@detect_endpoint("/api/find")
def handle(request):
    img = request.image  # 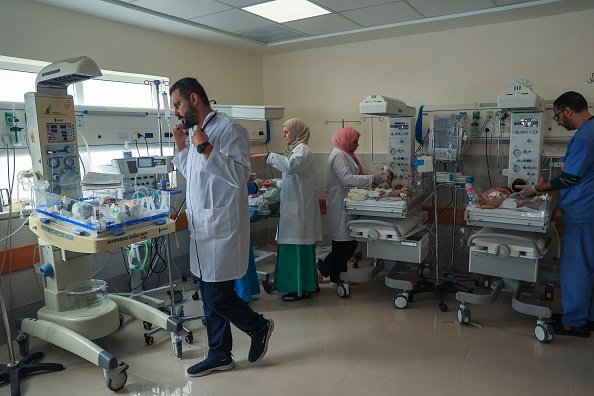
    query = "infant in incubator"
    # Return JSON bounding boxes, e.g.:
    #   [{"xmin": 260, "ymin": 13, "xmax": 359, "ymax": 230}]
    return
[
  {"xmin": 348, "ymin": 183, "xmax": 416, "ymax": 202},
  {"xmin": 476, "ymin": 186, "xmax": 514, "ymax": 209},
  {"xmin": 475, "ymin": 179, "xmax": 550, "ymax": 211}
]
